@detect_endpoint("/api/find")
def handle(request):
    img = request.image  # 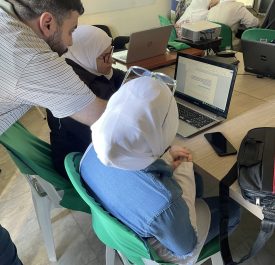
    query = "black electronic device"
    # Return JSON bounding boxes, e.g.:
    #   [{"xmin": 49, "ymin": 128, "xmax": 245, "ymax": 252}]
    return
[
  {"xmin": 253, "ymin": 0, "xmax": 272, "ymax": 14},
  {"xmin": 205, "ymin": 55, "xmax": 240, "ymax": 65},
  {"xmin": 216, "ymin": 50, "xmax": 237, "ymax": 58},
  {"xmin": 261, "ymin": 0, "xmax": 275, "ymax": 29},
  {"xmin": 242, "ymin": 38, "xmax": 275, "ymax": 78},
  {"xmin": 204, "ymin": 132, "xmax": 237, "ymax": 156}
]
